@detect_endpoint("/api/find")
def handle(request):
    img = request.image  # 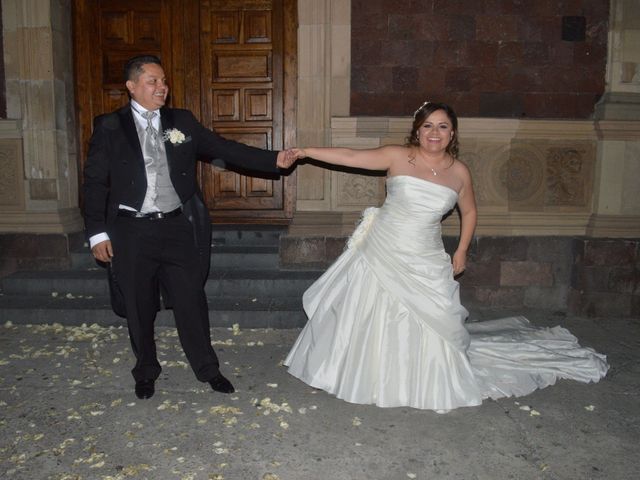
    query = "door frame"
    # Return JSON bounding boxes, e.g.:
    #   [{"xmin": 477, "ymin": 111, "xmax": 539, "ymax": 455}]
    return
[{"xmin": 72, "ymin": 0, "xmax": 297, "ymax": 223}]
